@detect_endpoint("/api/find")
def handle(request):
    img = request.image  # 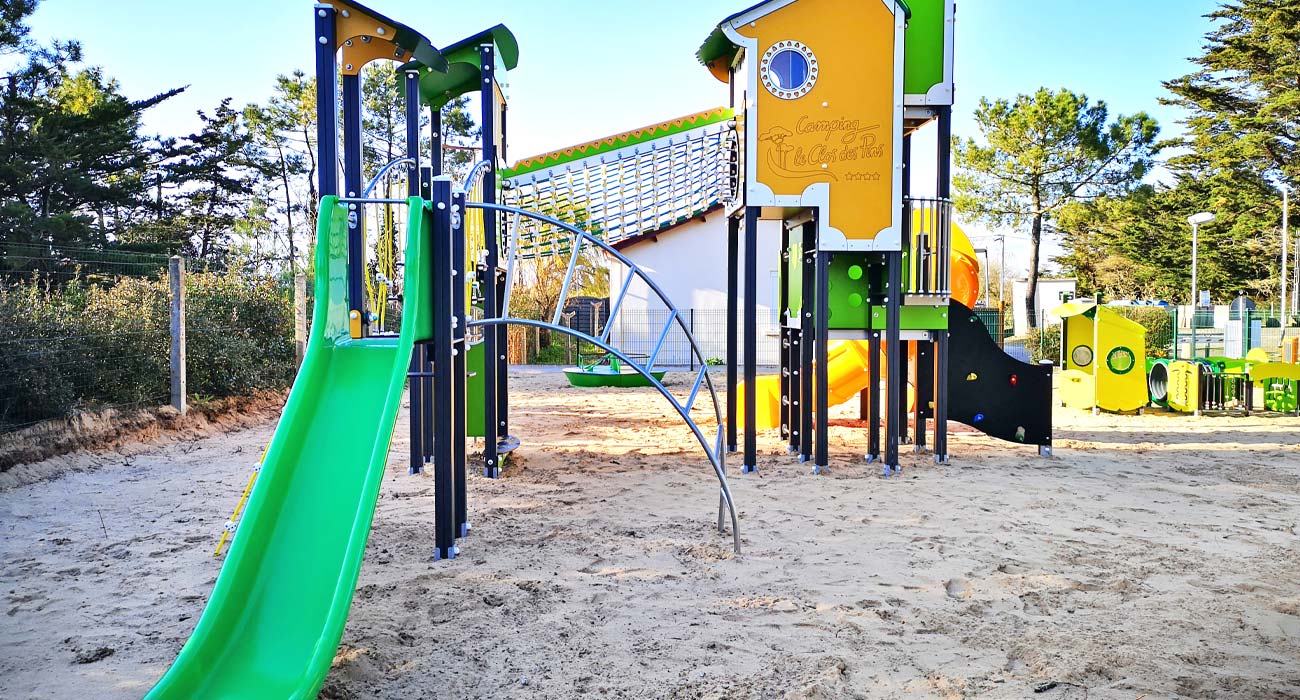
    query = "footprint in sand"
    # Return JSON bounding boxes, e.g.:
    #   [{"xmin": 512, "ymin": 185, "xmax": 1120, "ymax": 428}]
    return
[{"xmin": 945, "ymin": 578, "xmax": 971, "ymax": 599}]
